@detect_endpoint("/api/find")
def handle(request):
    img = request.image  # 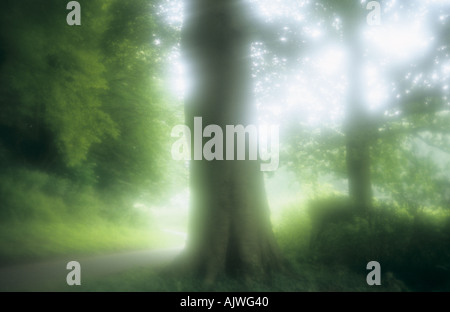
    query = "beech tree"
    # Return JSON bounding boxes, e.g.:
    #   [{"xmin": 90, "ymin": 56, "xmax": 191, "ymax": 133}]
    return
[{"xmin": 178, "ymin": 0, "xmax": 282, "ymax": 284}]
